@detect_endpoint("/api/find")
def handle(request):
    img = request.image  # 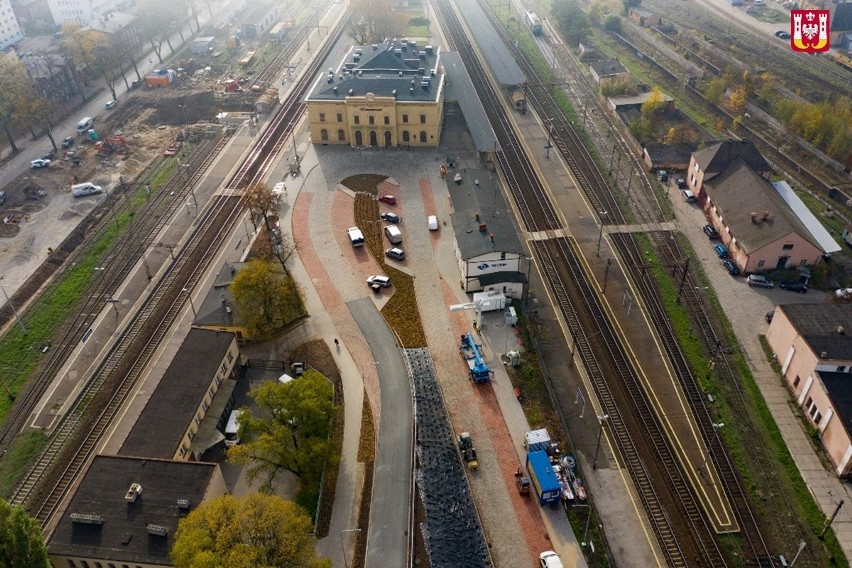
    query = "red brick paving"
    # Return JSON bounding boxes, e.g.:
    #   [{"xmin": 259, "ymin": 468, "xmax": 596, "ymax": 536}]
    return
[{"xmin": 291, "ymin": 189, "xmax": 381, "ymax": 422}]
